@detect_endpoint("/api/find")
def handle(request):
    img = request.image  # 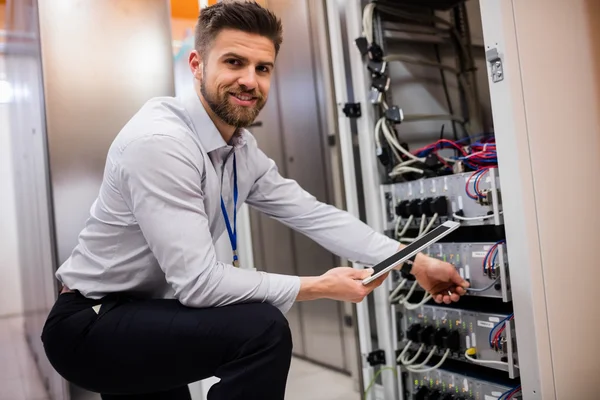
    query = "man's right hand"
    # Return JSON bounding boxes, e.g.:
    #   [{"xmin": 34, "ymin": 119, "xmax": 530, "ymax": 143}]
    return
[{"xmin": 296, "ymin": 267, "xmax": 388, "ymax": 303}]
